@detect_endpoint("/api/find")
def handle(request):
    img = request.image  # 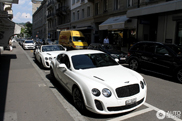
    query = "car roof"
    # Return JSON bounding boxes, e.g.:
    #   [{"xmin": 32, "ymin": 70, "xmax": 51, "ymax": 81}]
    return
[{"xmin": 63, "ymin": 50, "xmax": 104, "ymax": 56}]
